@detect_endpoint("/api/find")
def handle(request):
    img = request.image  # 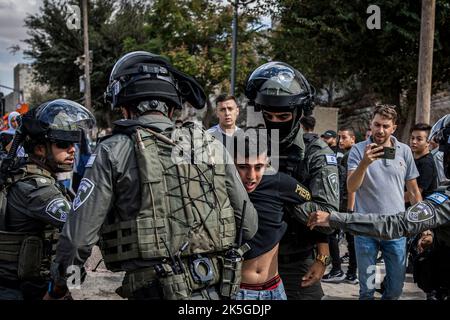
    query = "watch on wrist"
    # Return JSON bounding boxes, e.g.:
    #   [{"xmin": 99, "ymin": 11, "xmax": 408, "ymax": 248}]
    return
[{"xmin": 316, "ymin": 254, "xmax": 331, "ymax": 266}]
